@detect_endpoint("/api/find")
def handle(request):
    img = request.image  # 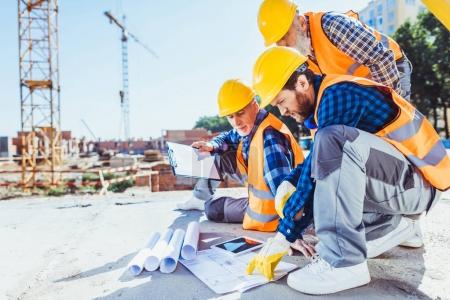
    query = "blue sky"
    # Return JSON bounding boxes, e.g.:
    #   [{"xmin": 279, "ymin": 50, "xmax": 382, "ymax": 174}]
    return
[{"xmin": 0, "ymin": 0, "xmax": 369, "ymax": 140}]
